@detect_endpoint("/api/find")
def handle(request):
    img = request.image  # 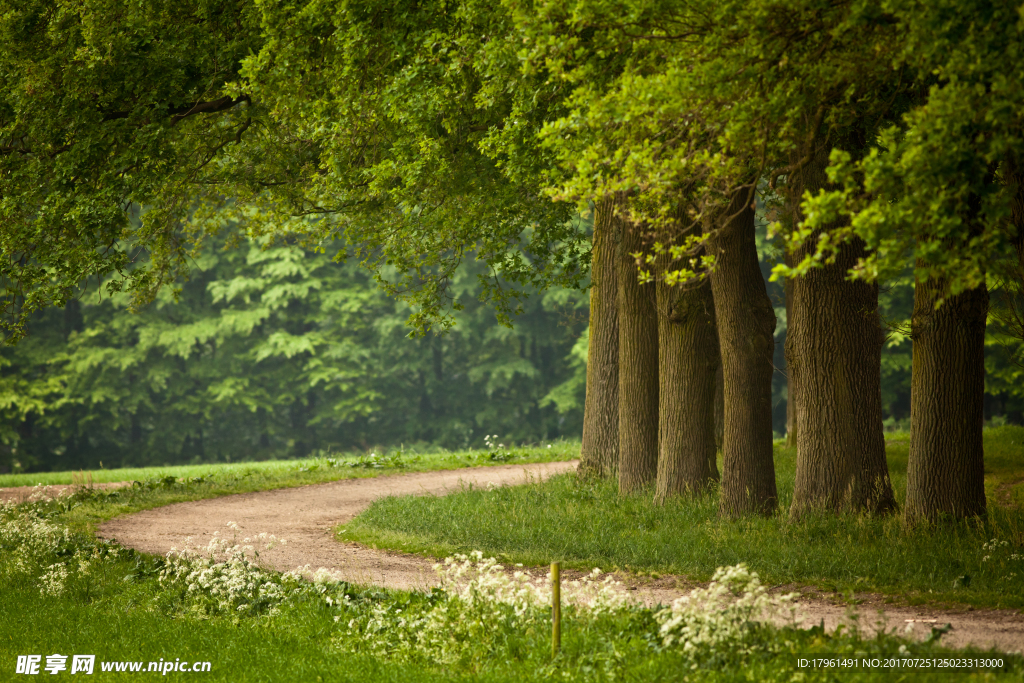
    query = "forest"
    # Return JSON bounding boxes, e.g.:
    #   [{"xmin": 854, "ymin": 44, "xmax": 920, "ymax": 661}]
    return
[
  {"xmin": 2, "ymin": 222, "xmax": 1022, "ymax": 474},
  {"xmin": 5, "ymin": 2, "xmax": 1024, "ymax": 680},
  {"xmin": 2, "ymin": 0, "xmax": 1024, "ymax": 528}
]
